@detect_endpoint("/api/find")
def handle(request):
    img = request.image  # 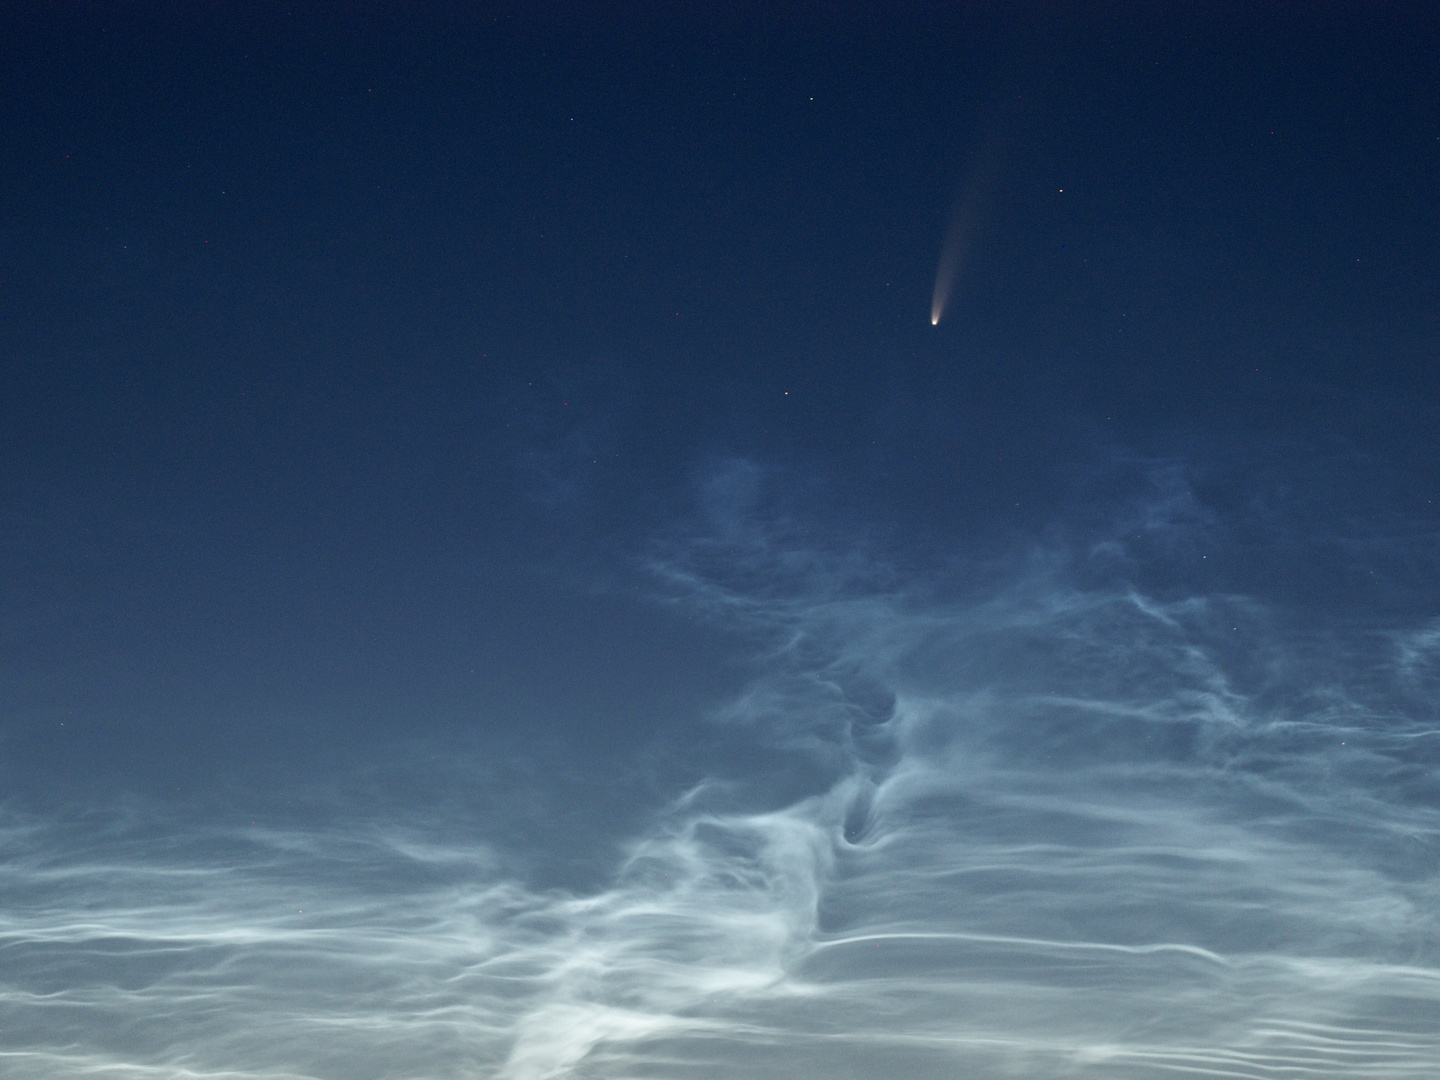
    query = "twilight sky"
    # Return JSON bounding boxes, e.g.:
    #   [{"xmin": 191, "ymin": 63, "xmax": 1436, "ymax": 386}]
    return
[{"xmin": 4, "ymin": 4, "xmax": 1440, "ymax": 1077}]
